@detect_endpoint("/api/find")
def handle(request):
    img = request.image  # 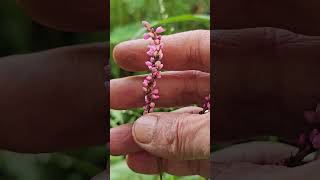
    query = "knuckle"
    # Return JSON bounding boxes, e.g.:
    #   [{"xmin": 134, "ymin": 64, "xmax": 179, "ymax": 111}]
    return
[
  {"xmin": 171, "ymin": 116, "xmax": 188, "ymax": 159},
  {"xmin": 186, "ymin": 30, "xmax": 208, "ymax": 69},
  {"xmin": 182, "ymin": 70, "xmax": 204, "ymax": 102}
]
